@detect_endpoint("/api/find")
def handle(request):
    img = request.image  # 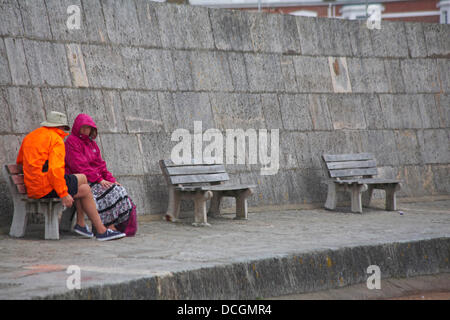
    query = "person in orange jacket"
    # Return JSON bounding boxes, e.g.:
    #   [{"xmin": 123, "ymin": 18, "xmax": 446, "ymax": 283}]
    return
[{"xmin": 16, "ymin": 111, "xmax": 126, "ymax": 241}]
